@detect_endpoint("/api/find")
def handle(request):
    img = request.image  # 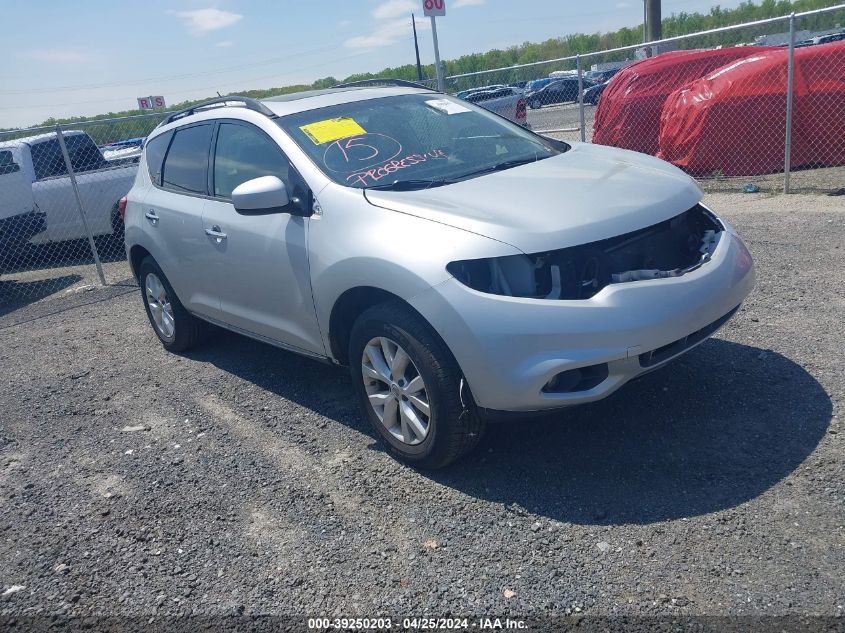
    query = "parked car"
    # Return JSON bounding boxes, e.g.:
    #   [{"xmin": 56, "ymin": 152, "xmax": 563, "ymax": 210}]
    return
[
  {"xmin": 526, "ymin": 78, "xmax": 595, "ymax": 108},
  {"xmin": 796, "ymin": 32, "xmax": 845, "ymax": 46},
  {"xmin": 0, "ymin": 131, "xmax": 137, "ymax": 245},
  {"xmin": 809, "ymin": 32, "xmax": 845, "ymax": 45},
  {"xmin": 101, "ymin": 137, "xmax": 145, "ymax": 163},
  {"xmin": 586, "ymin": 68, "xmax": 624, "ymax": 84},
  {"xmin": 125, "ymin": 88, "xmax": 755, "ymax": 468},
  {"xmin": 524, "ymin": 77, "xmax": 555, "ymax": 93},
  {"xmin": 463, "ymin": 87, "xmax": 529, "ymax": 127},
  {"xmin": 455, "ymin": 84, "xmax": 507, "ymax": 100},
  {"xmin": 583, "ymin": 82, "xmax": 609, "ymax": 105}
]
